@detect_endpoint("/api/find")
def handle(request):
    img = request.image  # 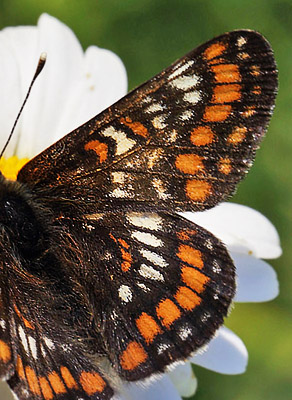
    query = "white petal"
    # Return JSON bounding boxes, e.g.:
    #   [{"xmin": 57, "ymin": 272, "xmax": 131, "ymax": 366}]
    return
[
  {"xmin": 168, "ymin": 363, "xmax": 198, "ymax": 398},
  {"xmin": 56, "ymin": 45, "xmax": 127, "ymax": 136},
  {"xmin": 84, "ymin": 45, "xmax": 127, "ymax": 111},
  {"xmin": 232, "ymin": 252, "xmax": 279, "ymax": 302},
  {"xmin": 120, "ymin": 375, "xmax": 181, "ymax": 400},
  {"xmin": 181, "ymin": 203, "xmax": 282, "ymax": 259},
  {"xmin": 0, "ymin": 25, "xmax": 38, "ymax": 156},
  {"xmin": 190, "ymin": 326, "xmax": 248, "ymax": 374},
  {"xmin": 18, "ymin": 13, "xmax": 85, "ymax": 157}
]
